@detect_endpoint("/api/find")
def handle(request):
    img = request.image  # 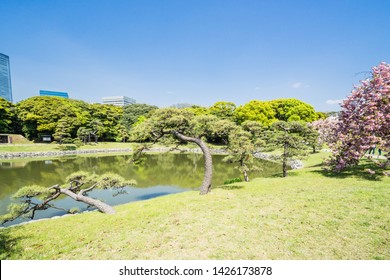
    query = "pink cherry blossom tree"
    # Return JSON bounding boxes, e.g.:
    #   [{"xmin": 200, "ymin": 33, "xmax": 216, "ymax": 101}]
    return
[
  {"xmin": 312, "ymin": 116, "xmax": 339, "ymax": 148},
  {"xmin": 327, "ymin": 62, "xmax": 390, "ymax": 171}
]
